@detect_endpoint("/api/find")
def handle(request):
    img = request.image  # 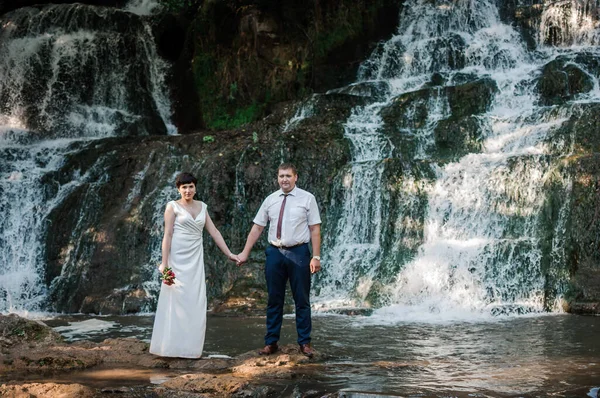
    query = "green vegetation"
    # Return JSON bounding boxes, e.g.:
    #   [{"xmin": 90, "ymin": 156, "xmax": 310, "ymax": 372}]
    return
[
  {"xmin": 10, "ymin": 328, "xmax": 26, "ymax": 338},
  {"xmin": 192, "ymin": 51, "xmax": 266, "ymax": 130},
  {"xmin": 312, "ymin": 2, "xmax": 370, "ymax": 58},
  {"xmin": 210, "ymin": 103, "xmax": 262, "ymax": 130},
  {"xmin": 314, "ymin": 25, "xmax": 359, "ymax": 59}
]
